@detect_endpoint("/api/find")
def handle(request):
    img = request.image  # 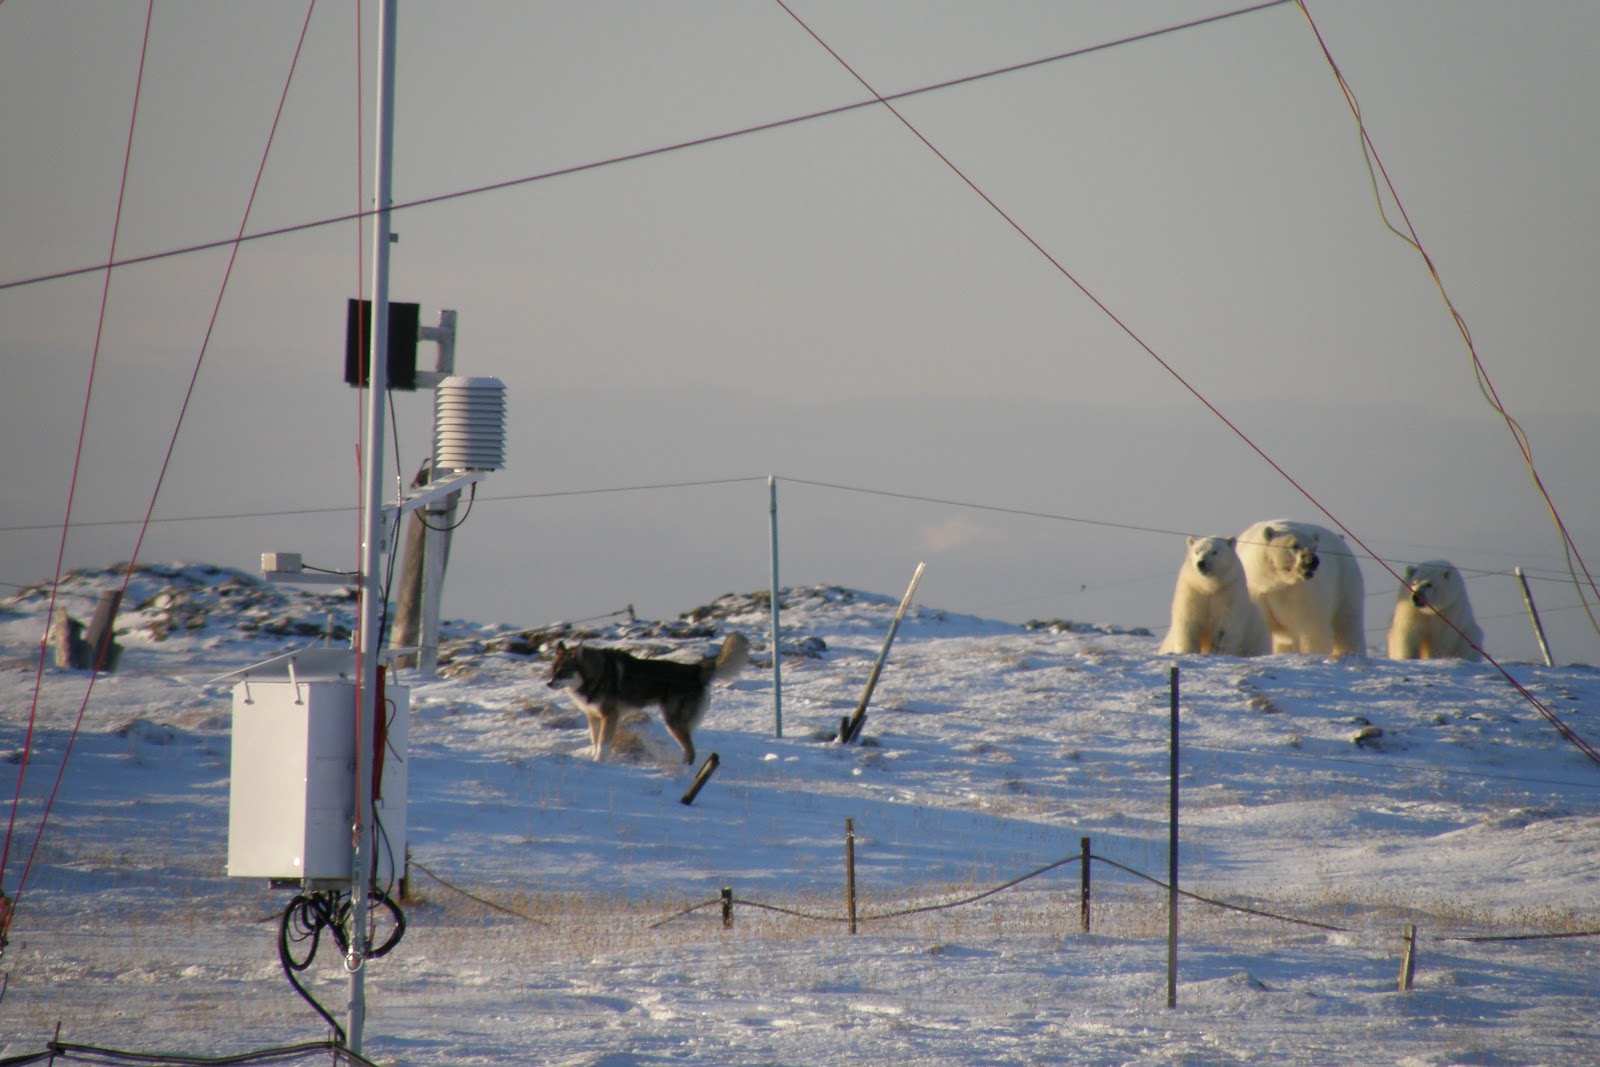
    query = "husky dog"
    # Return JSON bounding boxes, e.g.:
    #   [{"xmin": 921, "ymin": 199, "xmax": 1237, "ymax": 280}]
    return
[{"xmin": 546, "ymin": 632, "xmax": 749, "ymax": 764}]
